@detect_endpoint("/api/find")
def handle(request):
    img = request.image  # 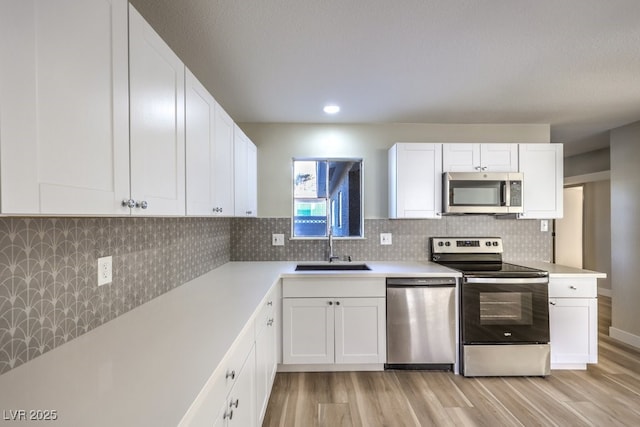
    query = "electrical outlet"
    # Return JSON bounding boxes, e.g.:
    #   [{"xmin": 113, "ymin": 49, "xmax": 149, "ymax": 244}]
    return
[
  {"xmin": 540, "ymin": 220, "xmax": 549, "ymax": 232},
  {"xmin": 97, "ymin": 256, "xmax": 112, "ymax": 286},
  {"xmin": 272, "ymin": 233, "xmax": 285, "ymax": 246},
  {"xmin": 380, "ymin": 233, "xmax": 393, "ymax": 245}
]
